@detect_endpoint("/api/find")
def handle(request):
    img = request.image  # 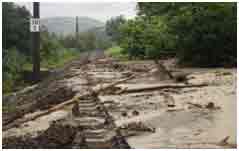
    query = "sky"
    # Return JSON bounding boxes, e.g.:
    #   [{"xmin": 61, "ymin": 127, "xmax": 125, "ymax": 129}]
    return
[{"xmin": 16, "ymin": 2, "xmax": 137, "ymax": 23}]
